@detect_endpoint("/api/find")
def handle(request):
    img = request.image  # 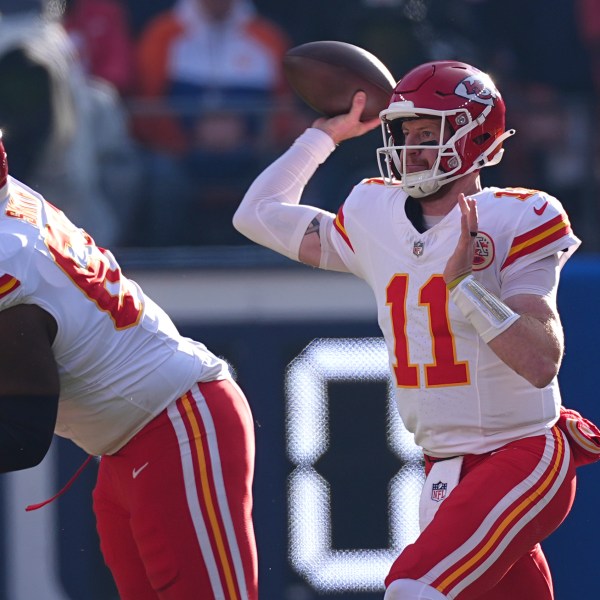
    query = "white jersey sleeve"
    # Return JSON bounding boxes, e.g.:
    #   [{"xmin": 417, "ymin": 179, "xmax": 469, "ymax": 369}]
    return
[
  {"xmin": 0, "ymin": 178, "xmax": 230, "ymax": 456},
  {"xmin": 327, "ymin": 177, "xmax": 392, "ymax": 280},
  {"xmin": 490, "ymin": 187, "xmax": 580, "ymax": 290}
]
